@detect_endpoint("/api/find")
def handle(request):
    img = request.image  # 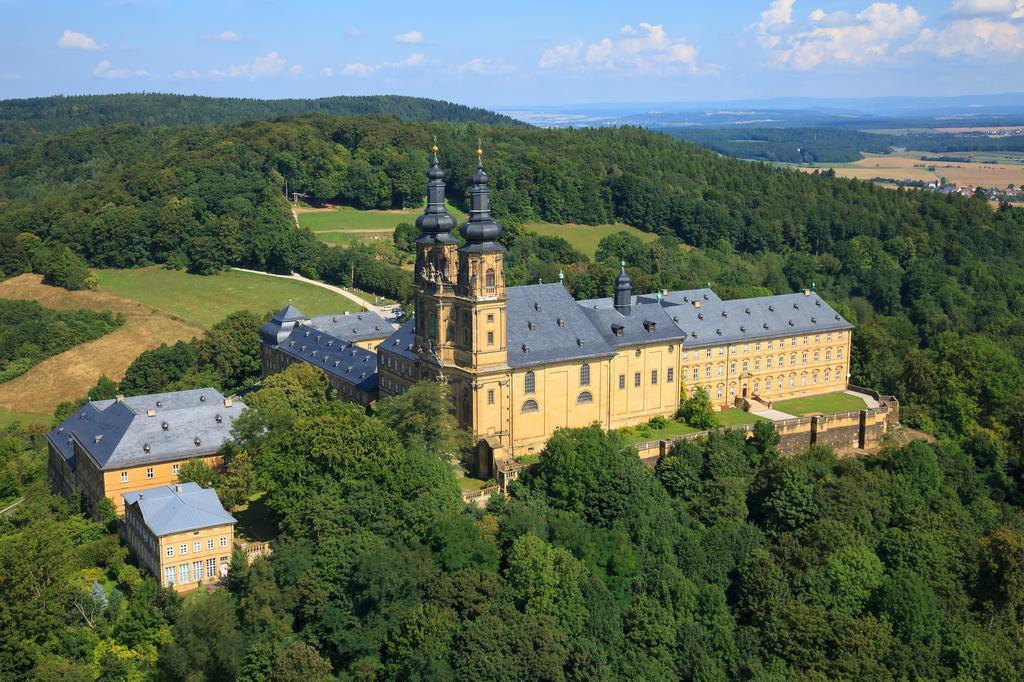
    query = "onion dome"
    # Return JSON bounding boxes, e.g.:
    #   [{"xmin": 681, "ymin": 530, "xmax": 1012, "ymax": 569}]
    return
[
  {"xmin": 459, "ymin": 146, "xmax": 504, "ymax": 253},
  {"xmin": 415, "ymin": 142, "xmax": 457, "ymax": 244}
]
